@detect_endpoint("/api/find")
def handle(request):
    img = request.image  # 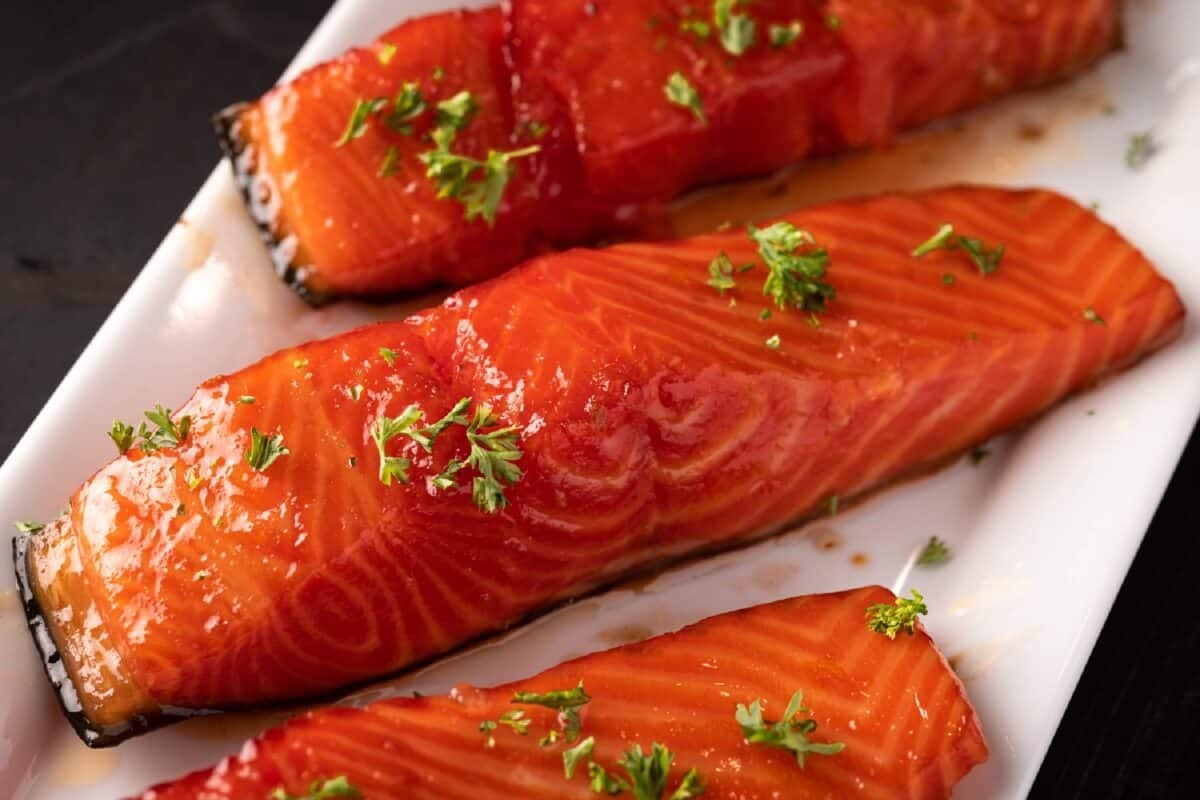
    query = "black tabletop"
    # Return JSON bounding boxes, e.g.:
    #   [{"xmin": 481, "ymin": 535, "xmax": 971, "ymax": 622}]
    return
[{"xmin": 2, "ymin": 2, "xmax": 1196, "ymax": 797}]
